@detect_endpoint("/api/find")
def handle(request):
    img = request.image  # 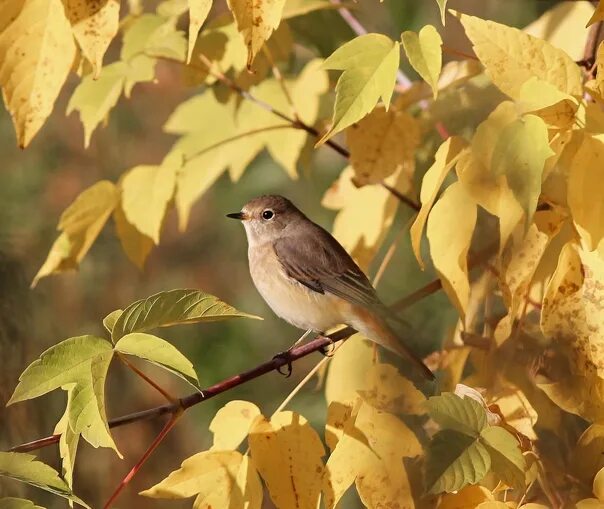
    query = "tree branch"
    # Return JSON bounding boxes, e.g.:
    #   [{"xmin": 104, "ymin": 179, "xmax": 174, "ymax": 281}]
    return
[{"xmin": 9, "ymin": 241, "xmax": 499, "ymax": 456}]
